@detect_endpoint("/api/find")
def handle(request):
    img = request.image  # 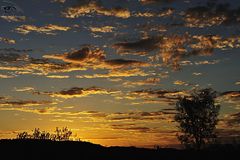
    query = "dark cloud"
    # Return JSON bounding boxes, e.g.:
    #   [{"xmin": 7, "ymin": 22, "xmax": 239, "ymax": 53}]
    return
[
  {"xmin": 113, "ymin": 37, "xmax": 161, "ymax": 55},
  {"xmin": 107, "ymin": 110, "xmax": 175, "ymax": 121},
  {"xmin": 218, "ymin": 91, "xmax": 240, "ymax": 106},
  {"xmin": 111, "ymin": 123, "xmax": 135, "ymax": 127},
  {"xmin": 0, "ymin": 48, "xmax": 32, "ymax": 64},
  {"xmin": 27, "ymin": 58, "xmax": 87, "ymax": 74},
  {"xmin": 0, "ymin": 97, "xmax": 7, "ymax": 100},
  {"xmin": 140, "ymin": 0, "xmax": 176, "ymax": 5},
  {"xmin": 0, "ymin": 51, "xmax": 148, "ymax": 78},
  {"xmin": 216, "ymin": 129, "xmax": 240, "ymax": 143},
  {"xmin": 220, "ymin": 91, "xmax": 240, "ymax": 98},
  {"xmin": 111, "ymin": 125, "xmax": 151, "ymax": 132},
  {"xmin": 51, "ymin": 0, "xmax": 66, "ymax": 3},
  {"xmin": 44, "ymin": 47, "xmax": 104, "ymax": 64},
  {"xmin": 128, "ymin": 89, "xmax": 240, "ymax": 107},
  {"xmin": 44, "ymin": 47, "xmax": 148, "ymax": 69},
  {"xmin": 0, "ymin": 48, "xmax": 32, "ymax": 53},
  {"xmin": 161, "ymin": 108, "xmax": 176, "ymax": 112},
  {"xmin": 113, "ymin": 34, "xmax": 240, "ymax": 70},
  {"xmin": 104, "ymin": 59, "xmax": 148, "ymax": 68},
  {"xmin": 0, "ymin": 51, "xmax": 93, "ymax": 75},
  {"xmin": 35, "ymin": 86, "xmax": 119, "ymax": 99},
  {"xmin": 113, "ymin": 35, "xmax": 190, "ymax": 70},
  {"xmin": 64, "ymin": 47, "xmax": 105, "ymax": 63},
  {"xmin": 0, "ymin": 53, "xmax": 28, "ymax": 63},
  {"xmin": 184, "ymin": 3, "xmax": 240, "ymax": 27},
  {"xmin": 0, "ymin": 100, "xmax": 54, "ymax": 107},
  {"xmin": 129, "ymin": 89, "xmax": 190, "ymax": 103},
  {"xmin": 84, "ymin": 110, "xmax": 107, "ymax": 118}
]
